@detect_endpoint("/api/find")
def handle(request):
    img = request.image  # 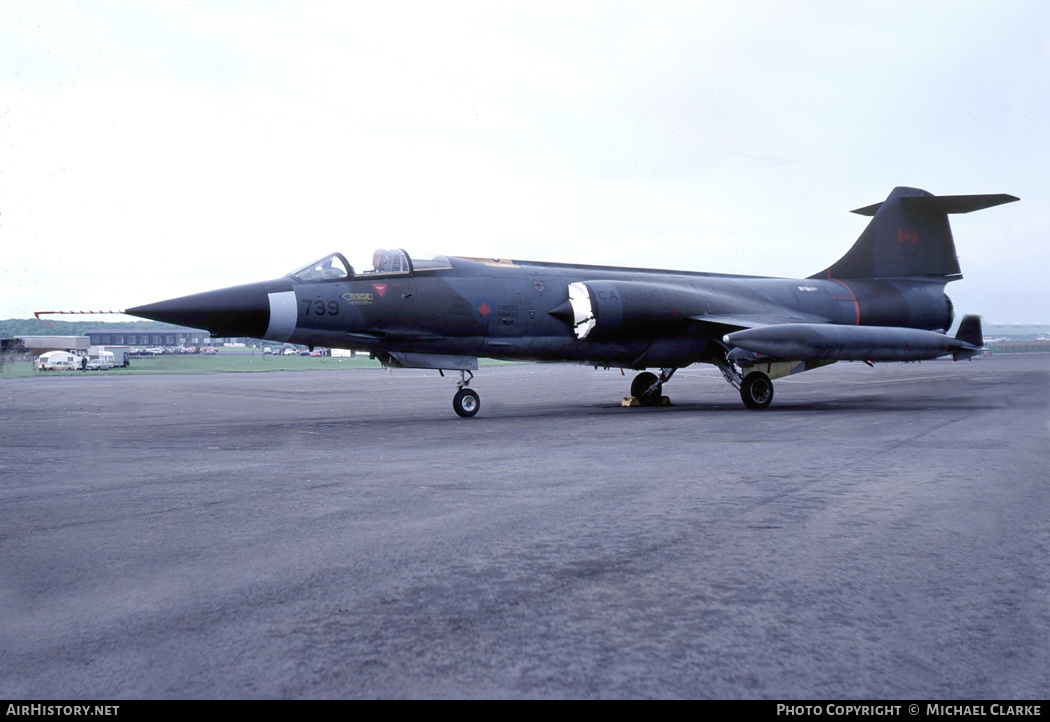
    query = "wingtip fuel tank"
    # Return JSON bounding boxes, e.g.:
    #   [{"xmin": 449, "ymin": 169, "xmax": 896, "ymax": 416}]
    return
[{"xmin": 724, "ymin": 319, "xmax": 983, "ymax": 363}]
